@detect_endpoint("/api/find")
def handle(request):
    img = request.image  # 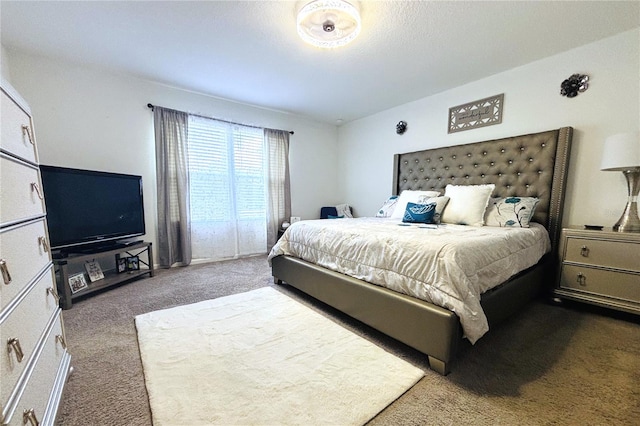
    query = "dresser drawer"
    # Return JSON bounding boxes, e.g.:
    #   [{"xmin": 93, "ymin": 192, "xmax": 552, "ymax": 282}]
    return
[
  {"xmin": 1, "ymin": 88, "xmax": 37, "ymax": 164},
  {"xmin": 1, "ymin": 313, "xmax": 65, "ymax": 426},
  {"xmin": 559, "ymin": 264, "xmax": 640, "ymax": 304},
  {"xmin": 564, "ymin": 237, "xmax": 640, "ymax": 272},
  {"xmin": 0, "ymin": 268, "xmax": 58, "ymax": 406},
  {"xmin": 0, "ymin": 219, "xmax": 52, "ymax": 312},
  {"xmin": 0, "ymin": 155, "xmax": 45, "ymax": 226}
]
